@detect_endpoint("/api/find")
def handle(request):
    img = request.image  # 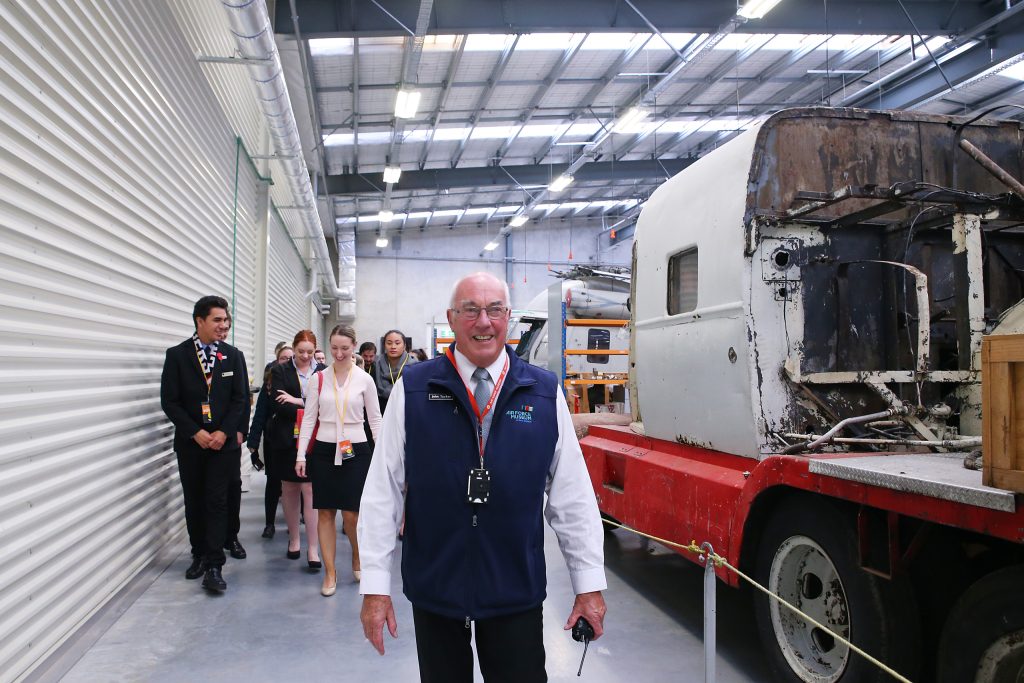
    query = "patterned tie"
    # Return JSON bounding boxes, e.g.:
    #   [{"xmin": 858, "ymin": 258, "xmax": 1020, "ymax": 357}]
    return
[{"xmin": 473, "ymin": 367, "xmax": 494, "ymax": 445}]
